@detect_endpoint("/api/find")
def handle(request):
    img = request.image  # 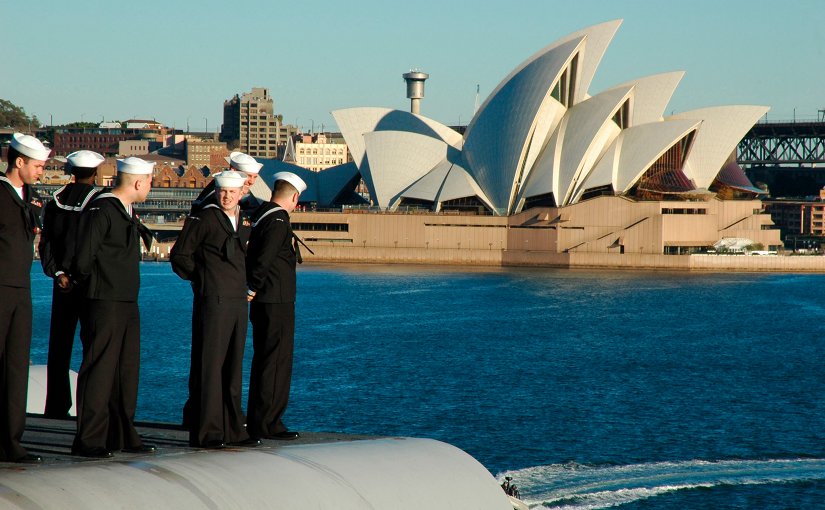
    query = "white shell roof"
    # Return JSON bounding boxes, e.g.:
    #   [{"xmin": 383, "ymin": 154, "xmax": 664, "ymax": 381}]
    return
[
  {"xmin": 332, "ymin": 20, "xmax": 766, "ymax": 216},
  {"xmin": 362, "ymin": 130, "xmax": 449, "ymax": 208},
  {"xmin": 437, "ymin": 163, "xmax": 496, "ymax": 212},
  {"xmin": 567, "ymin": 20, "xmax": 623, "ymax": 104},
  {"xmin": 400, "ymin": 155, "xmax": 455, "ymax": 202},
  {"xmin": 519, "ymin": 97, "xmax": 567, "ymax": 193},
  {"xmin": 462, "ymin": 36, "xmax": 584, "ymax": 214},
  {"xmin": 517, "ymin": 120, "xmax": 564, "ymax": 204},
  {"xmin": 612, "ymin": 119, "xmax": 701, "ymax": 193},
  {"xmin": 333, "ymin": 107, "xmax": 462, "ymax": 170},
  {"xmin": 668, "ymin": 105, "xmax": 769, "ymax": 189},
  {"xmin": 606, "ymin": 71, "xmax": 685, "ymax": 124},
  {"xmin": 552, "ymin": 85, "xmax": 633, "ymax": 205}
]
